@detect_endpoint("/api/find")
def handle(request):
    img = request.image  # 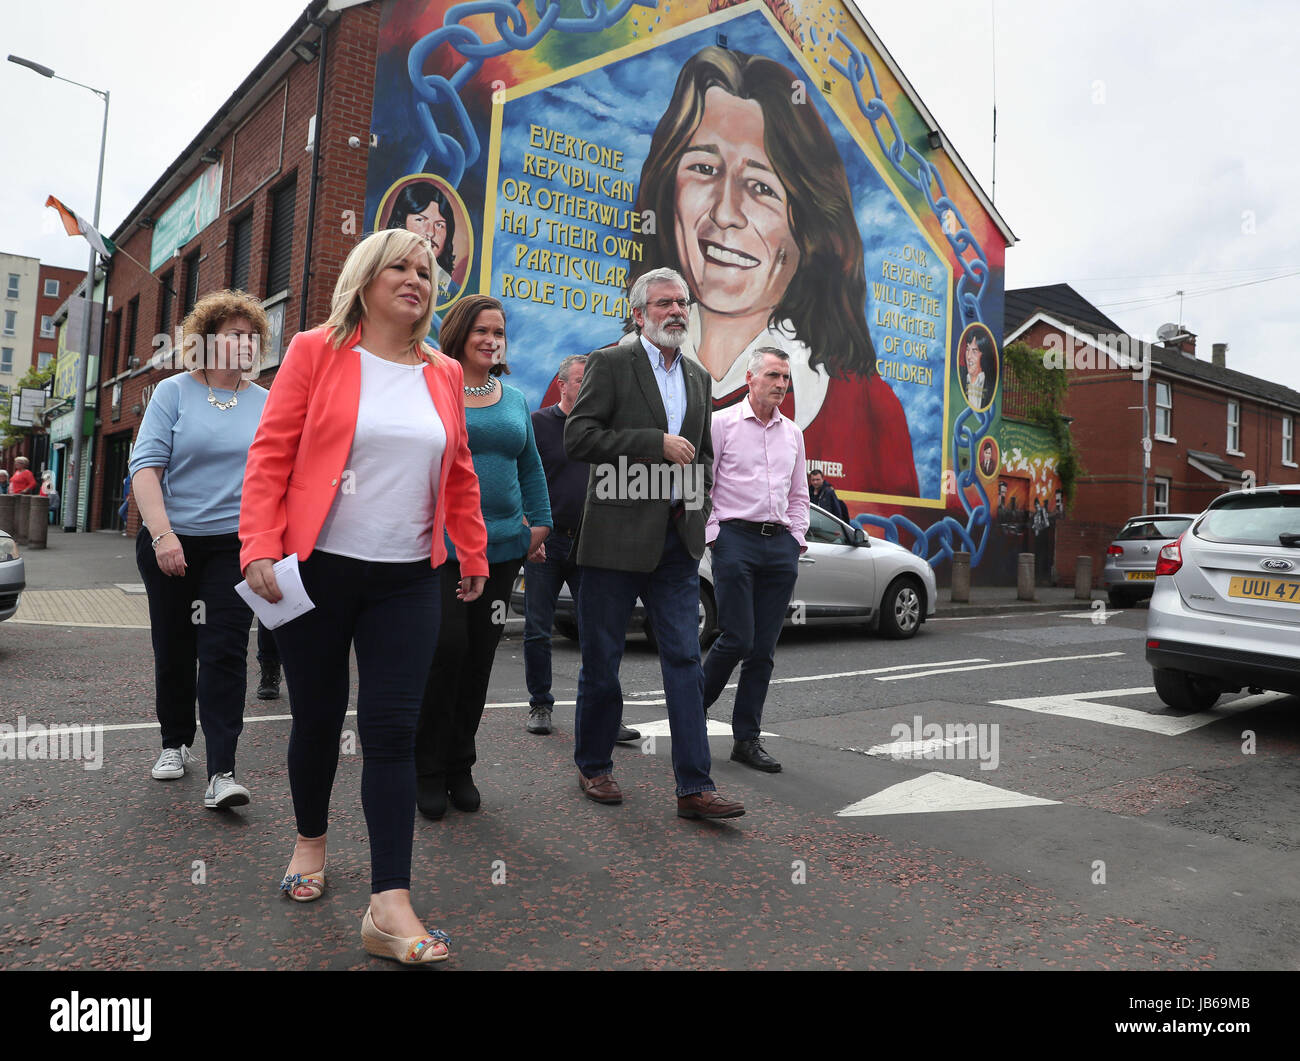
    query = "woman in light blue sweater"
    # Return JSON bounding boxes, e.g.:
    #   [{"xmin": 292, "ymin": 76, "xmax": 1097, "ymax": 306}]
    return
[
  {"xmin": 415, "ymin": 295, "xmax": 551, "ymax": 819},
  {"xmin": 131, "ymin": 290, "xmax": 269, "ymax": 810}
]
